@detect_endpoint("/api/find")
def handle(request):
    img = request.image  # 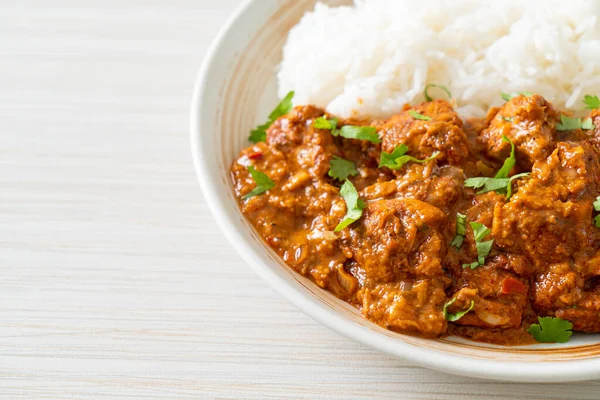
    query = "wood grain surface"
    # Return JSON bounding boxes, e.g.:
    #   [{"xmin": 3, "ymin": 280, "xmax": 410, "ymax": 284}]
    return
[{"xmin": 2, "ymin": 1, "xmax": 600, "ymax": 398}]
